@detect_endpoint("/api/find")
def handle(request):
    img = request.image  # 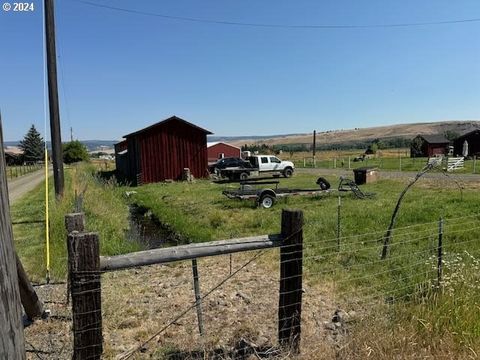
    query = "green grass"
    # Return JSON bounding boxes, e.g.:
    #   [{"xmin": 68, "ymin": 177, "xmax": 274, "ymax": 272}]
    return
[
  {"xmin": 11, "ymin": 163, "xmax": 140, "ymax": 282},
  {"xmin": 296, "ymin": 155, "xmax": 479, "ymax": 173},
  {"xmin": 126, "ymin": 172, "xmax": 480, "ymax": 350},
  {"xmin": 128, "ymin": 173, "xmax": 479, "ymax": 242},
  {"xmin": 11, "ymin": 164, "xmax": 480, "ymax": 352}
]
